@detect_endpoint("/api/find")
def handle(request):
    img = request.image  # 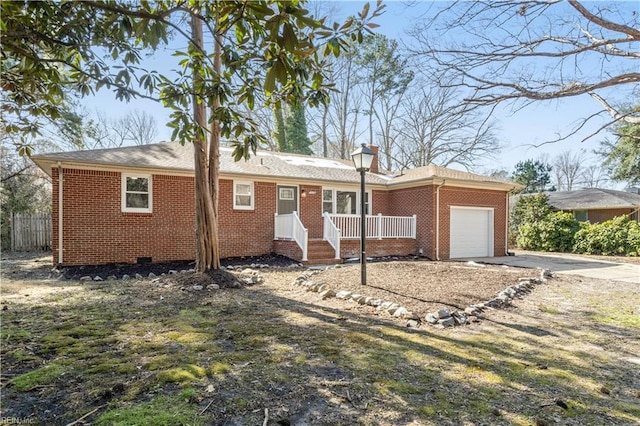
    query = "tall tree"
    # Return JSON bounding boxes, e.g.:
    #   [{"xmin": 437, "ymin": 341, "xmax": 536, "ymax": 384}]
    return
[
  {"xmin": 355, "ymin": 34, "xmax": 413, "ymax": 169},
  {"xmin": 394, "ymin": 81, "xmax": 499, "ymax": 170},
  {"xmin": 0, "ymin": 131, "xmax": 51, "ymax": 250},
  {"xmin": 580, "ymin": 164, "xmax": 610, "ymax": 189},
  {"xmin": 87, "ymin": 110, "xmax": 160, "ymax": 148},
  {"xmin": 598, "ymin": 114, "xmax": 640, "ymax": 186},
  {"xmin": 512, "ymin": 159, "xmax": 554, "ymax": 193},
  {"xmin": 323, "ymin": 42, "xmax": 363, "ymax": 159},
  {"xmin": 2, "ymin": 0, "xmax": 384, "ymax": 272},
  {"xmin": 285, "ymin": 104, "xmax": 313, "ymax": 155},
  {"xmin": 273, "ymin": 105, "xmax": 288, "ymax": 152},
  {"xmin": 553, "ymin": 150, "xmax": 586, "ymax": 191},
  {"xmin": 409, "ymin": 1, "xmax": 640, "ymax": 140}
]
